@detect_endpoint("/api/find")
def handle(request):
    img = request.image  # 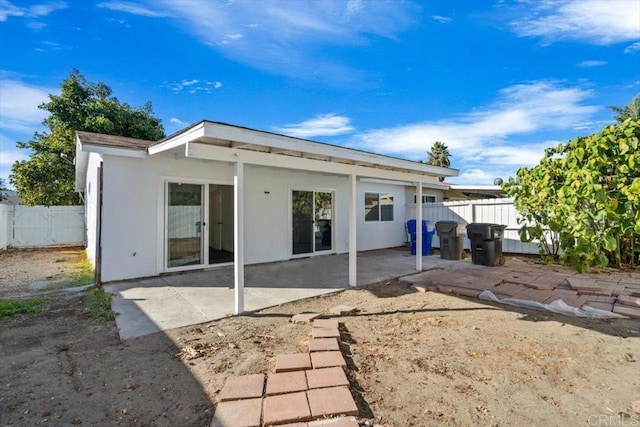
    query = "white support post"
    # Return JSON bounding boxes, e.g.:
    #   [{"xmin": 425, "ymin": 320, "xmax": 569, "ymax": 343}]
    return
[
  {"xmin": 416, "ymin": 181, "xmax": 423, "ymax": 271},
  {"xmin": 234, "ymin": 161, "xmax": 245, "ymax": 314},
  {"xmin": 349, "ymin": 174, "xmax": 357, "ymax": 287}
]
